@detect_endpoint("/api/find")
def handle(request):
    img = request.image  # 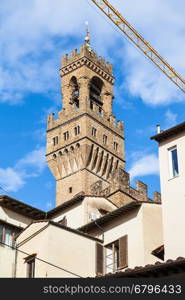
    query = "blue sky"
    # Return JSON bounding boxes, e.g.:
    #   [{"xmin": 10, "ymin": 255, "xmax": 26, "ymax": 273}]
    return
[{"xmin": 0, "ymin": 0, "xmax": 185, "ymax": 210}]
